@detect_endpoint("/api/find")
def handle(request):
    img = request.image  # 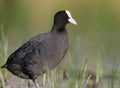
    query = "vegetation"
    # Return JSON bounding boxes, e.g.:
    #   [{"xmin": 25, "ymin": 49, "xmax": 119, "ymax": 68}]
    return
[
  {"xmin": 0, "ymin": 0, "xmax": 120, "ymax": 88},
  {"xmin": 0, "ymin": 25, "xmax": 8, "ymax": 88}
]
